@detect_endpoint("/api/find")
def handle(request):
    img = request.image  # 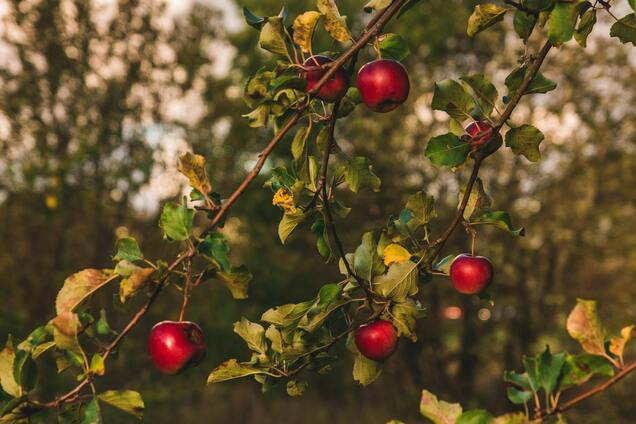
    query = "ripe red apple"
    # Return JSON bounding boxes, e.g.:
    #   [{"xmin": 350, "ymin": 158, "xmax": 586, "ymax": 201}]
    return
[
  {"xmin": 148, "ymin": 321, "xmax": 206, "ymax": 374},
  {"xmin": 356, "ymin": 59, "xmax": 410, "ymax": 113},
  {"xmin": 302, "ymin": 55, "xmax": 349, "ymax": 103},
  {"xmin": 449, "ymin": 254, "xmax": 494, "ymax": 295},
  {"xmin": 465, "ymin": 121, "xmax": 494, "ymax": 146},
  {"xmin": 354, "ymin": 320, "xmax": 398, "ymax": 361}
]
